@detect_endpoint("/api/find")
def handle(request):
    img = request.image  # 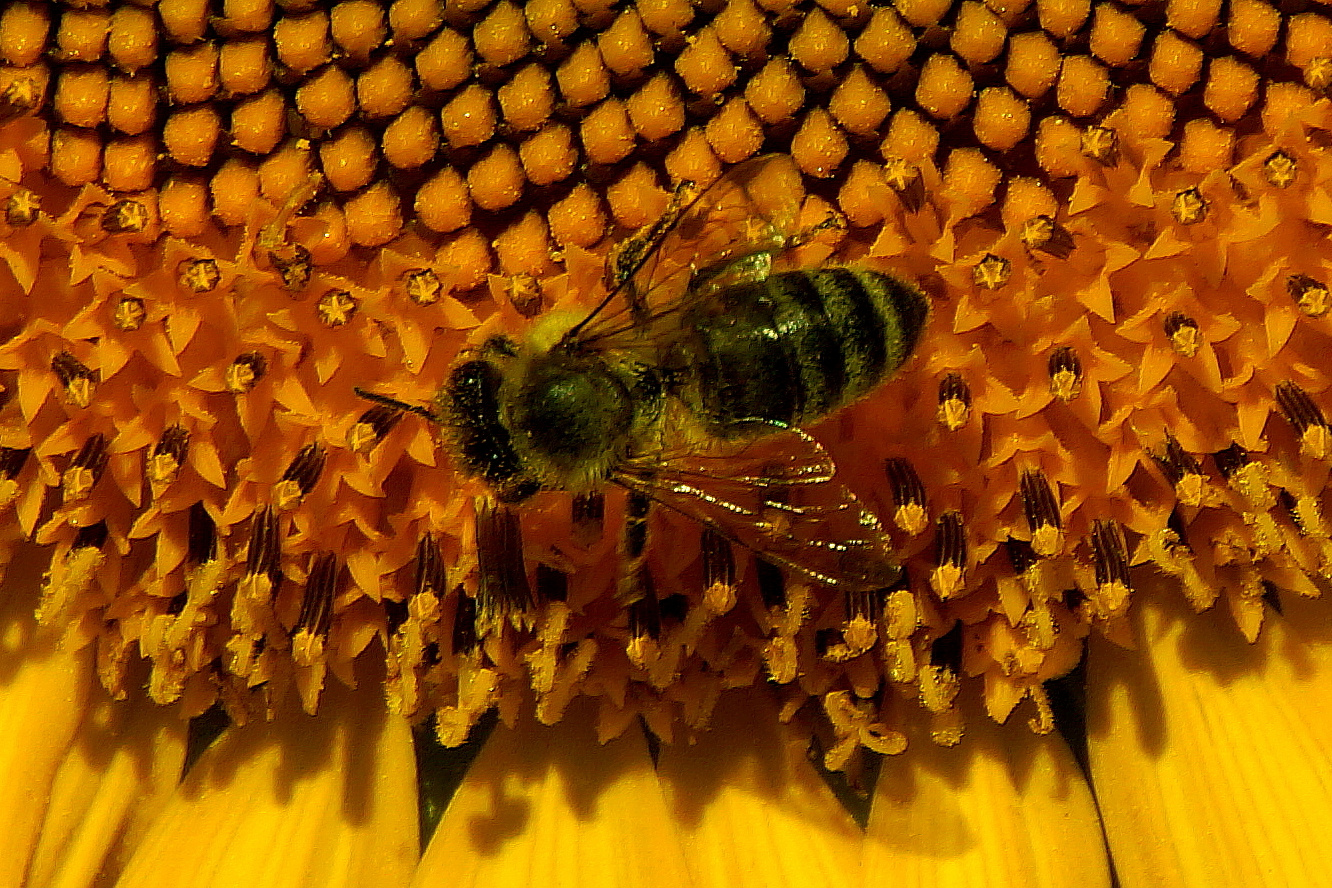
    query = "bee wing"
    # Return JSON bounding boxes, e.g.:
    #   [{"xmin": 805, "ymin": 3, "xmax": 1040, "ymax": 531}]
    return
[
  {"xmin": 565, "ymin": 155, "xmax": 802, "ymax": 350},
  {"xmin": 616, "ymin": 423, "xmax": 900, "ymax": 591}
]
